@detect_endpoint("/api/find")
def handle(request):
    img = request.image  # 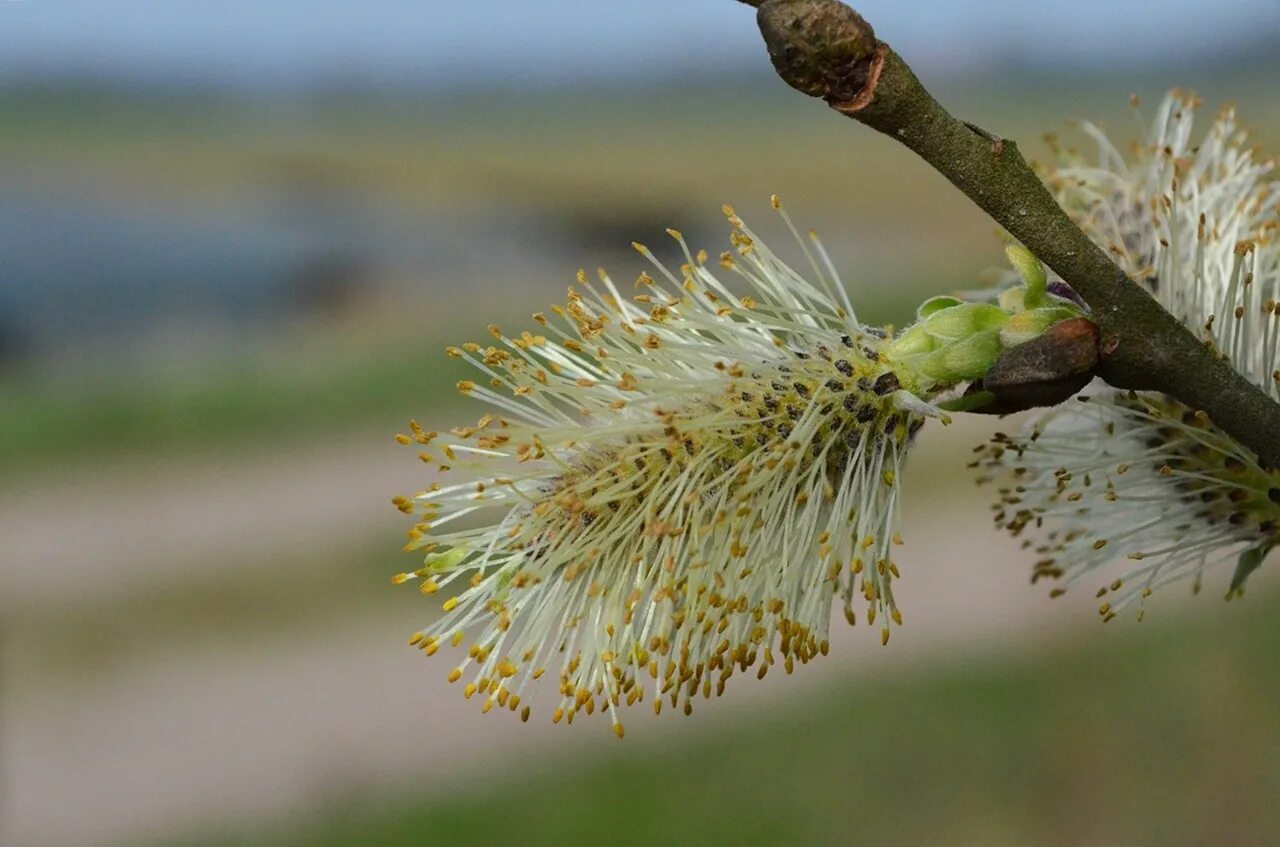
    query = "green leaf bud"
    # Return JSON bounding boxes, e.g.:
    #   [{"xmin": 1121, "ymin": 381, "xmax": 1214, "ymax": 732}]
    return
[{"xmin": 921, "ymin": 302, "xmax": 1008, "ymax": 342}]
